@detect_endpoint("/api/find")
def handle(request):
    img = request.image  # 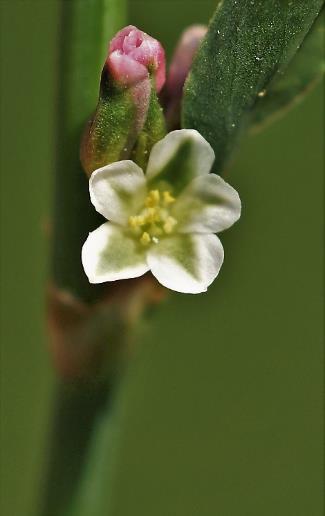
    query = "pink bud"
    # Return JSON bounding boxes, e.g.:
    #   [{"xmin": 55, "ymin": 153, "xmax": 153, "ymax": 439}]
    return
[
  {"xmin": 80, "ymin": 26, "xmax": 167, "ymax": 175},
  {"xmin": 166, "ymin": 25, "xmax": 207, "ymax": 97},
  {"xmin": 163, "ymin": 25, "xmax": 207, "ymax": 129},
  {"xmin": 107, "ymin": 25, "xmax": 166, "ymax": 92}
]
